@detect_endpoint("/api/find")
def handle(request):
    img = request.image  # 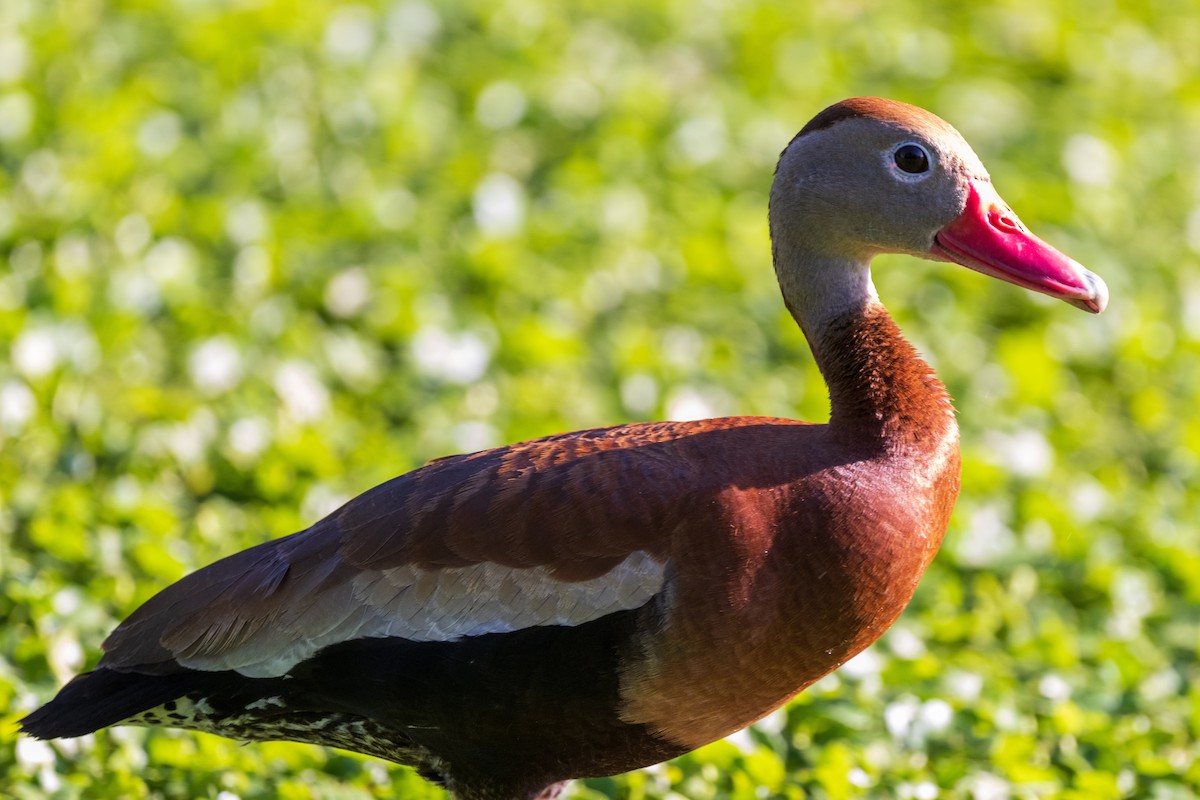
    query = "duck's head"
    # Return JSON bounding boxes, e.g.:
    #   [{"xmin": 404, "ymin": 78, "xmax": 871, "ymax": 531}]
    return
[{"xmin": 770, "ymin": 97, "xmax": 1107, "ymax": 318}]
